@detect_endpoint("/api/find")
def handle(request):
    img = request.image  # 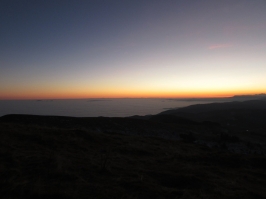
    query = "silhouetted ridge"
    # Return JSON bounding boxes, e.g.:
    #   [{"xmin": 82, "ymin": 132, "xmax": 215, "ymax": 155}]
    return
[
  {"xmin": 231, "ymin": 93, "xmax": 266, "ymax": 99},
  {"xmin": 158, "ymin": 99, "xmax": 266, "ymax": 129},
  {"xmin": 160, "ymin": 99, "xmax": 266, "ymax": 115}
]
